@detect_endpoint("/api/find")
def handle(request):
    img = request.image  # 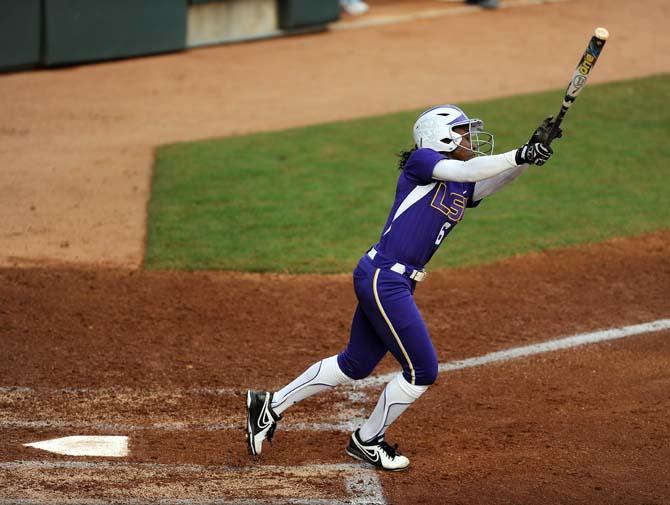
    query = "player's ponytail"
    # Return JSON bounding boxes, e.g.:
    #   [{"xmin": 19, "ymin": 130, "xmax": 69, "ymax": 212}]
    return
[{"xmin": 397, "ymin": 146, "xmax": 417, "ymax": 170}]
